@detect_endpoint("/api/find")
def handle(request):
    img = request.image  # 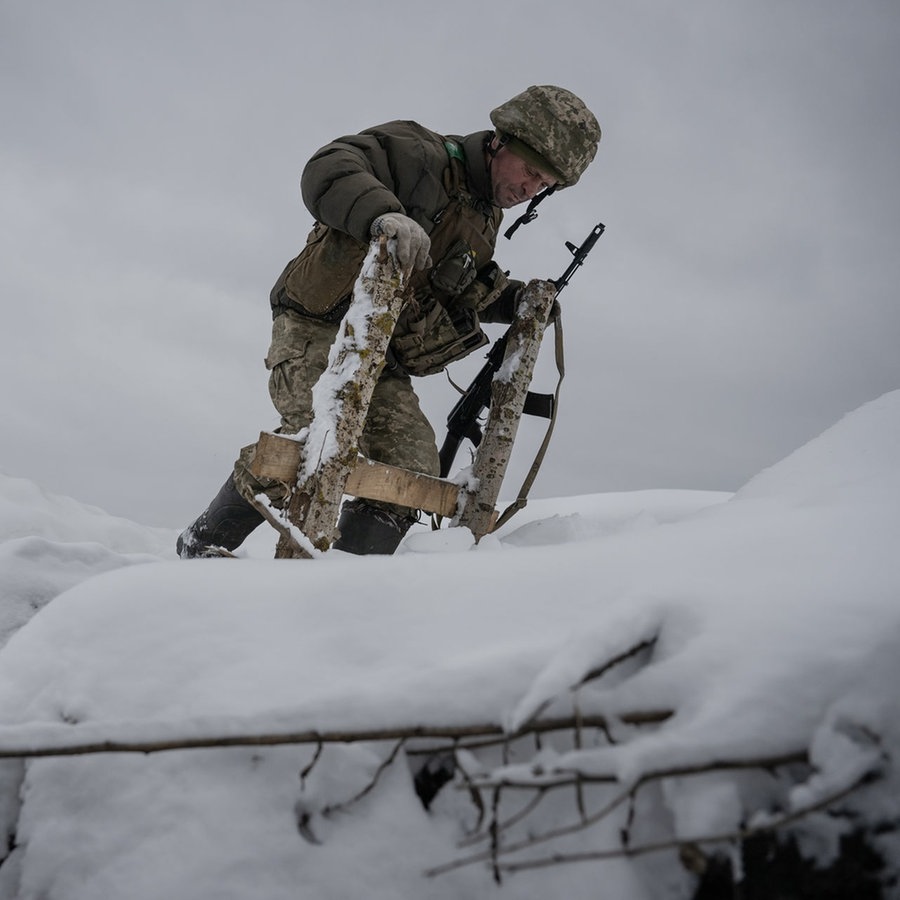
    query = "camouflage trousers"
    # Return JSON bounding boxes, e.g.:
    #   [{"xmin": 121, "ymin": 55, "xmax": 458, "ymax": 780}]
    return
[{"xmin": 233, "ymin": 309, "xmax": 440, "ymax": 515}]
